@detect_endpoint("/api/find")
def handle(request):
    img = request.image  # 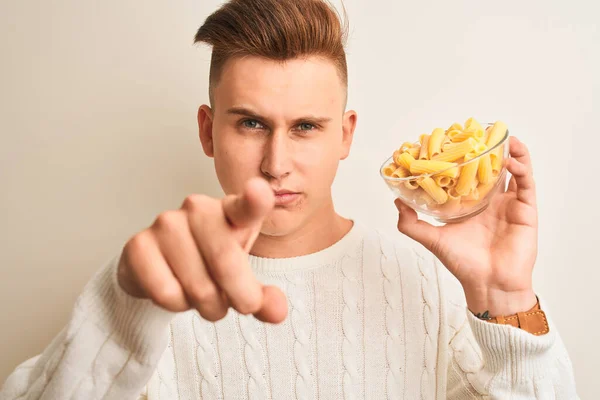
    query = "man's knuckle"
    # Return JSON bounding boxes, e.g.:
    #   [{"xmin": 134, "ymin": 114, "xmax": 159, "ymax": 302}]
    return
[
  {"xmin": 182, "ymin": 194, "xmax": 210, "ymax": 213},
  {"xmin": 188, "ymin": 283, "xmax": 219, "ymax": 306},
  {"xmin": 153, "ymin": 210, "xmax": 183, "ymax": 232},
  {"xmin": 152, "ymin": 282, "xmax": 181, "ymax": 307},
  {"xmin": 126, "ymin": 231, "xmax": 153, "ymax": 258},
  {"xmin": 200, "ymin": 306, "xmax": 229, "ymax": 322}
]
